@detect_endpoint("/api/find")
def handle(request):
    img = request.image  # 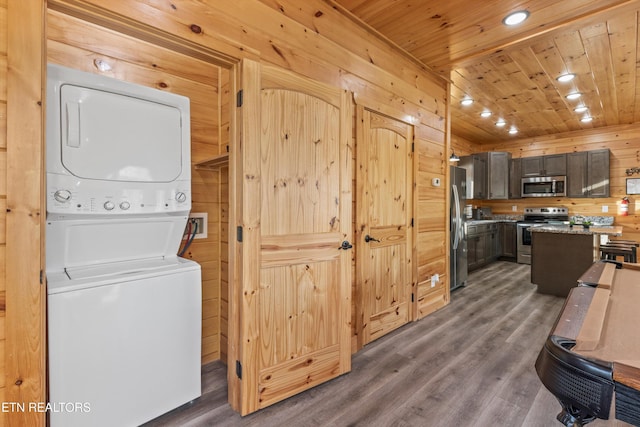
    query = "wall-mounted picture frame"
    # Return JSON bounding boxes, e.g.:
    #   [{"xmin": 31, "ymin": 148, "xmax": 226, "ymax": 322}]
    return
[{"xmin": 627, "ymin": 178, "xmax": 640, "ymax": 195}]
